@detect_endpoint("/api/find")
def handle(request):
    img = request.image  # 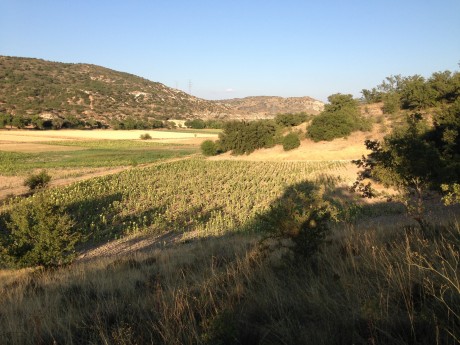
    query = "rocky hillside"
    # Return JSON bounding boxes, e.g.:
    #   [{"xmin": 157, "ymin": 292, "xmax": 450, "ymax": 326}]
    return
[
  {"xmin": 215, "ymin": 96, "xmax": 324, "ymax": 118},
  {"xmin": 0, "ymin": 56, "xmax": 323, "ymax": 124}
]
